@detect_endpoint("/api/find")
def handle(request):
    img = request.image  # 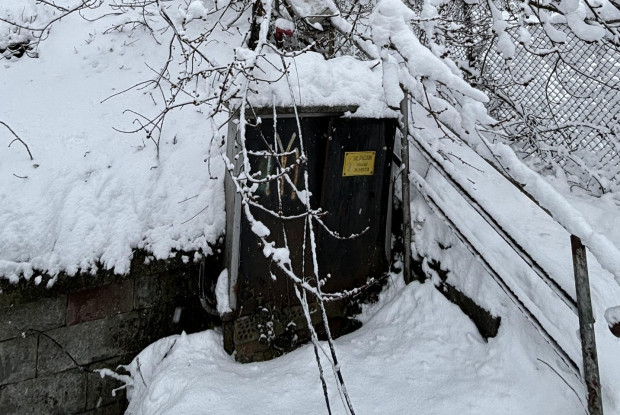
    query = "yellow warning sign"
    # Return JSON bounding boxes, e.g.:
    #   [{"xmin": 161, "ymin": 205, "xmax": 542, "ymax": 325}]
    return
[{"xmin": 342, "ymin": 151, "xmax": 376, "ymax": 177}]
